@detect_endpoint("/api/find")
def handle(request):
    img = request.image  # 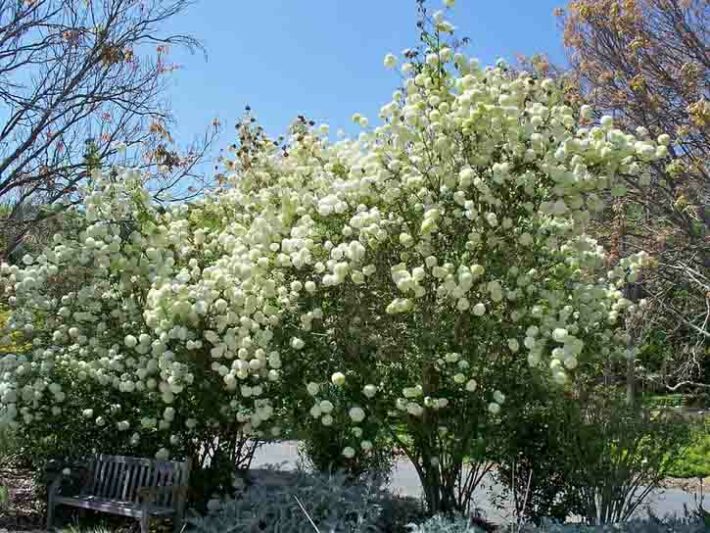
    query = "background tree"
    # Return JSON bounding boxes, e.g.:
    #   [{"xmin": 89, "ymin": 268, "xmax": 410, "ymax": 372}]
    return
[
  {"xmin": 0, "ymin": 0, "xmax": 219, "ymax": 259},
  {"xmin": 559, "ymin": 0, "xmax": 709, "ymax": 394}
]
